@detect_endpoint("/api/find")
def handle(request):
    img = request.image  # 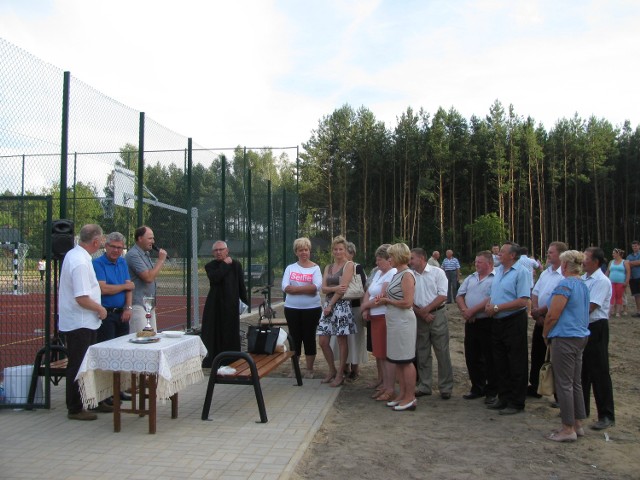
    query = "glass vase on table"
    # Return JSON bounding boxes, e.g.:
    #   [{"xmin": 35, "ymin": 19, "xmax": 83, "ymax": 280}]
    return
[{"xmin": 142, "ymin": 296, "xmax": 155, "ymax": 332}]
